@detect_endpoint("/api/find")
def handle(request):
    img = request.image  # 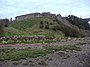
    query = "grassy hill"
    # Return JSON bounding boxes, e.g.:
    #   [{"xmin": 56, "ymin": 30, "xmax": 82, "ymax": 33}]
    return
[
  {"xmin": 4, "ymin": 17, "xmax": 64, "ymax": 37},
  {"xmin": 2, "ymin": 14, "xmax": 90, "ymax": 37}
]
